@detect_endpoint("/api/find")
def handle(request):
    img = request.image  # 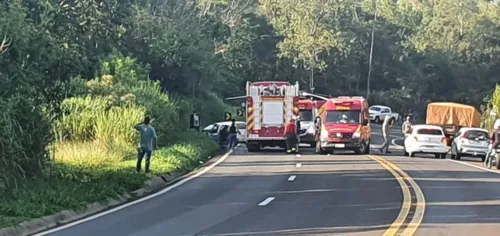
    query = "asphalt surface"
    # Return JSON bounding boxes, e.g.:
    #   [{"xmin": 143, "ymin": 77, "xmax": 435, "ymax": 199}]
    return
[{"xmin": 38, "ymin": 124, "xmax": 500, "ymax": 236}]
